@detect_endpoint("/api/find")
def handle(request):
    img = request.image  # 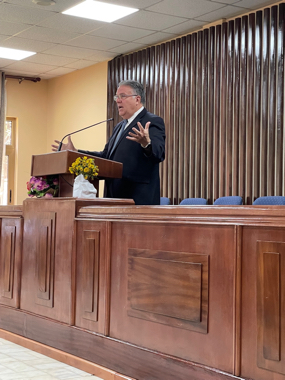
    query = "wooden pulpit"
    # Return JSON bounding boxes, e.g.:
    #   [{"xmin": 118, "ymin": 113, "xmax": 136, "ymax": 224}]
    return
[{"xmin": 31, "ymin": 150, "xmax": 123, "ymax": 197}]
